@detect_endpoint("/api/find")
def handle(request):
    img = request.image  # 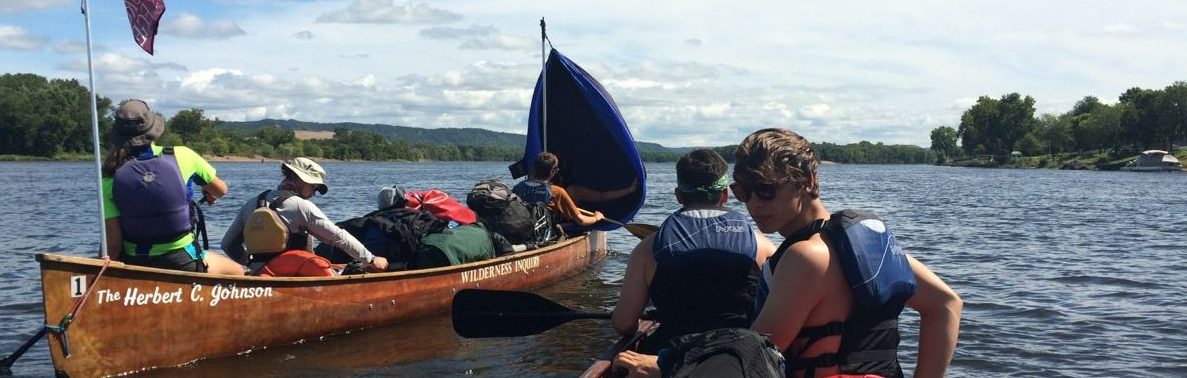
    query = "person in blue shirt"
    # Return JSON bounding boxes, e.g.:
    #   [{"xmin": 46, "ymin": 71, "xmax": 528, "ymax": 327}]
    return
[{"xmin": 612, "ymin": 149, "xmax": 776, "ymax": 373}]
